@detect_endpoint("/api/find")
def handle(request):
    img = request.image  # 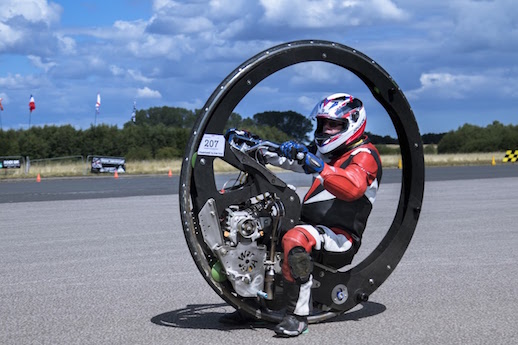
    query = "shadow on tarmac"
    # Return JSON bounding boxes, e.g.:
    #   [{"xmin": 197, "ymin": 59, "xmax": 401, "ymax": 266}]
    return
[{"xmin": 150, "ymin": 301, "xmax": 386, "ymax": 331}]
